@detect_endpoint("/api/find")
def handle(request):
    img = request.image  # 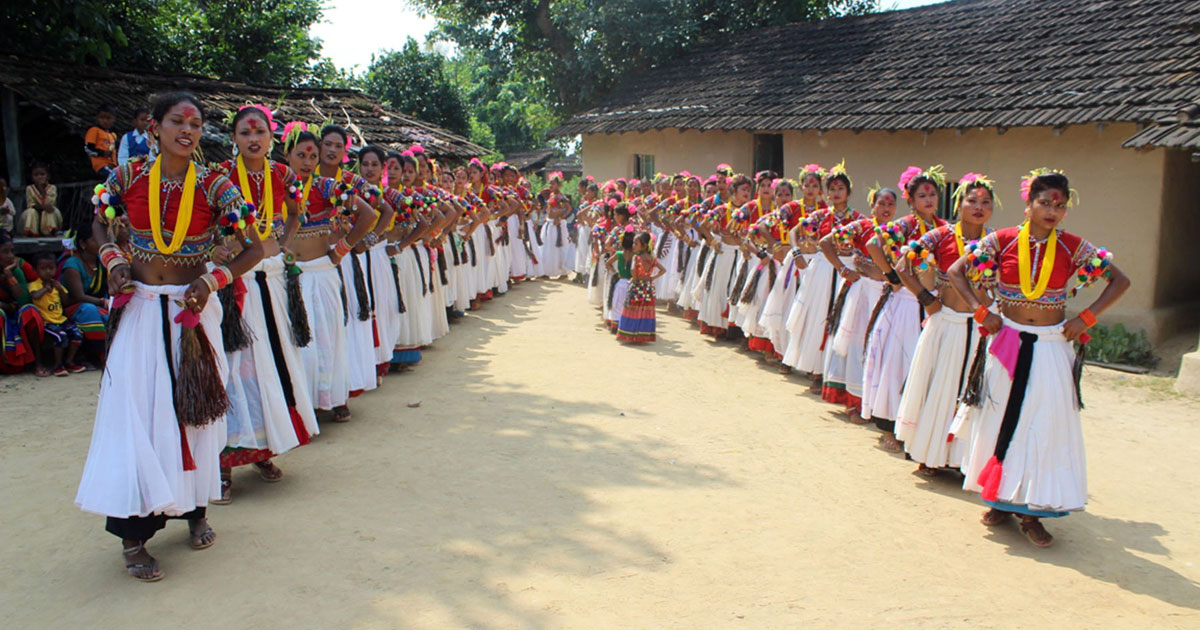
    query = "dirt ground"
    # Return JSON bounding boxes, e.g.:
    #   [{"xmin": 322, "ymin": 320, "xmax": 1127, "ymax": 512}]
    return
[{"xmin": 3, "ymin": 279, "xmax": 1199, "ymax": 629}]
